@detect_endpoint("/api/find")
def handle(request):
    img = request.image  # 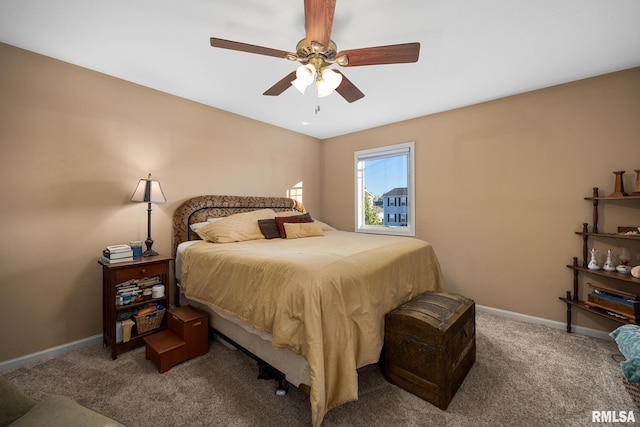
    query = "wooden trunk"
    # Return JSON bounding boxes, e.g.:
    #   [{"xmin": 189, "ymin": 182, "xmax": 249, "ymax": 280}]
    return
[{"xmin": 384, "ymin": 292, "xmax": 476, "ymax": 409}]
